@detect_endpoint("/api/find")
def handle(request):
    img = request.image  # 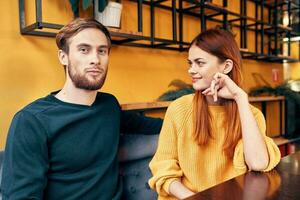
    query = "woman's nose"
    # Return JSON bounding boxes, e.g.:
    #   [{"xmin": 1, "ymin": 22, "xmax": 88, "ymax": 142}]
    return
[{"xmin": 188, "ymin": 65, "xmax": 196, "ymax": 75}]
